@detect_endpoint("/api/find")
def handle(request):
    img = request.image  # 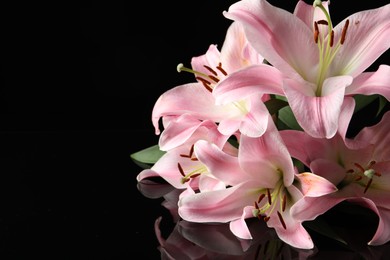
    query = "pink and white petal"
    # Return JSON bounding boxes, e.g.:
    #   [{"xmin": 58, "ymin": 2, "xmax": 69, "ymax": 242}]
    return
[
  {"xmin": 239, "ymin": 96, "xmax": 269, "ymax": 138},
  {"xmin": 337, "ymin": 97, "xmax": 356, "ymax": 141},
  {"xmin": 284, "ymin": 76, "xmax": 351, "ymax": 139},
  {"xmin": 178, "ymin": 181, "xmax": 258, "ymax": 223},
  {"xmin": 331, "ymin": 4, "xmax": 390, "ymax": 77},
  {"xmin": 295, "ymin": 172, "xmax": 338, "ymax": 197},
  {"xmin": 217, "ymin": 118, "xmax": 242, "ymax": 137},
  {"xmin": 351, "ymin": 111, "xmax": 390, "ymax": 160},
  {"xmin": 344, "ymin": 197, "xmax": 390, "ymax": 246},
  {"xmin": 194, "ymin": 140, "xmax": 249, "ymax": 185},
  {"xmin": 152, "ymin": 83, "xmax": 231, "ymax": 135},
  {"xmin": 136, "ymin": 169, "xmax": 160, "ymax": 182},
  {"xmin": 294, "ymin": 1, "xmax": 329, "ymax": 34},
  {"xmin": 279, "ymin": 129, "xmax": 311, "ymax": 167},
  {"xmin": 239, "ymin": 116, "xmax": 295, "ymax": 187},
  {"xmin": 369, "ymin": 206, "xmax": 390, "ymax": 246},
  {"xmin": 191, "ymin": 44, "xmax": 221, "ymax": 74},
  {"xmin": 213, "ymin": 65, "xmax": 284, "ymax": 105},
  {"xmin": 273, "ymin": 217, "xmax": 314, "ymax": 250},
  {"xmin": 345, "ymin": 65, "xmax": 390, "ymax": 100},
  {"xmin": 223, "ymin": 0, "xmax": 318, "ymax": 82},
  {"xmin": 220, "ymin": 22, "xmax": 264, "ymax": 72},
  {"xmin": 290, "ymin": 195, "xmax": 346, "ymax": 222},
  {"xmin": 230, "ymin": 206, "xmax": 256, "ymax": 239},
  {"xmin": 198, "ymin": 175, "xmax": 226, "ymax": 192},
  {"xmin": 309, "ymin": 159, "xmax": 347, "ymax": 186},
  {"xmin": 158, "ymin": 114, "xmax": 205, "ymax": 151}
]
